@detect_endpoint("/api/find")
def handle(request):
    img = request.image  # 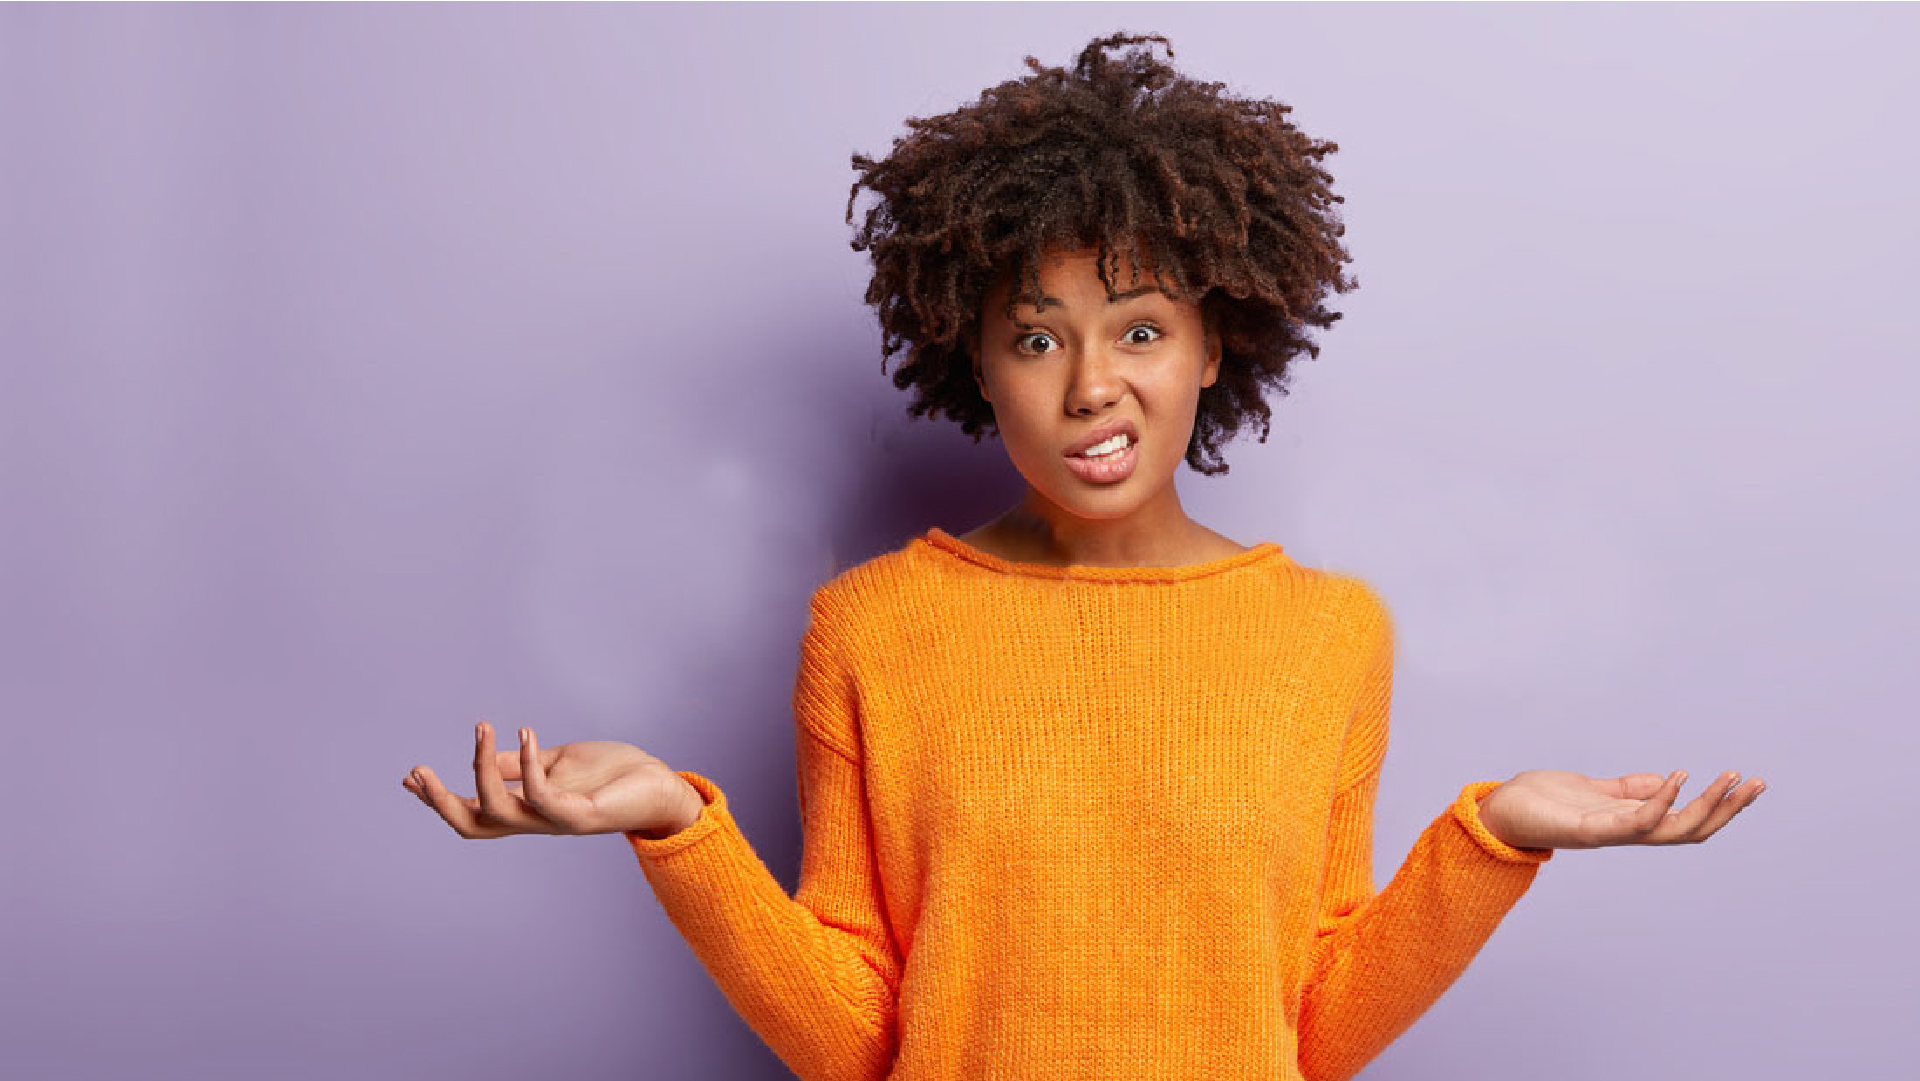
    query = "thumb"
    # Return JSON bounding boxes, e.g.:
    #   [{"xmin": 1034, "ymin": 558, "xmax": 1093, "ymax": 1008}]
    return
[
  {"xmin": 1610, "ymin": 772, "xmax": 1675, "ymax": 800},
  {"xmin": 492, "ymin": 735, "xmax": 563, "ymax": 780}
]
